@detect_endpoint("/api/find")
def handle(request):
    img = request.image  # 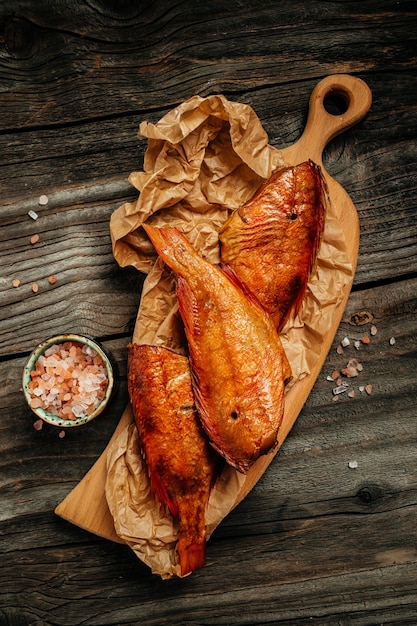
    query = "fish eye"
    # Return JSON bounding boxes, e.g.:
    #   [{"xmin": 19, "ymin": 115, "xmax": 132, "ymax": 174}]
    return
[
  {"xmin": 290, "ymin": 212, "xmax": 298, "ymax": 220},
  {"xmin": 230, "ymin": 410, "xmax": 239, "ymax": 420}
]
